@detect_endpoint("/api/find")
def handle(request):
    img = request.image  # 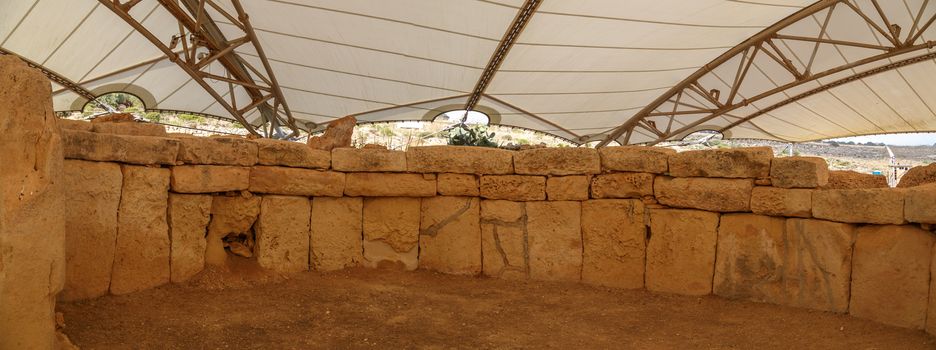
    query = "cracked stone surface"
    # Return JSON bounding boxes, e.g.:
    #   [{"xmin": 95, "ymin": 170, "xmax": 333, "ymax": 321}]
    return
[
  {"xmin": 419, "ymin": 197, "xmax": 481, "ymax": 275},
  {"xmin": 363, "ymin": 197, "xmax": 420, "ymax": 270},
  {"xmin": 481, "ymin": 200, "xmax": 529, "ymax": 280}
]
